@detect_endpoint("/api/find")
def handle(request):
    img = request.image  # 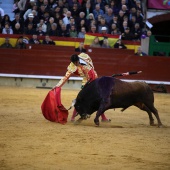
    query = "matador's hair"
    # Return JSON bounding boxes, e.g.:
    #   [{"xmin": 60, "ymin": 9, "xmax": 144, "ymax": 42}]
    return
[{"xmin": 70, "ymin": 54, "xmax": 79, "ymax": 63}]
